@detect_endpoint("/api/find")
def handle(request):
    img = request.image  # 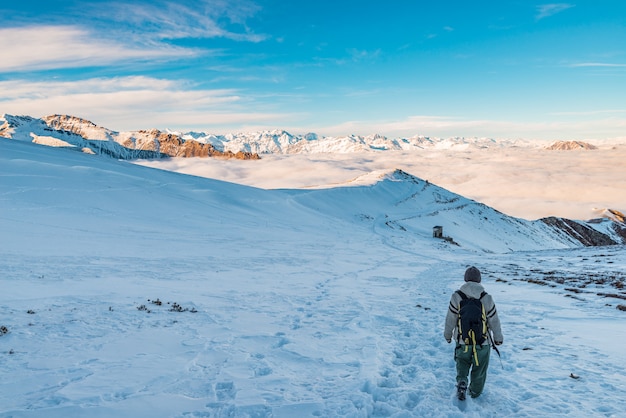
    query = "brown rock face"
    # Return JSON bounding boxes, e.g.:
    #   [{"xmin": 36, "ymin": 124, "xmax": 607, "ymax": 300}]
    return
[
  {"xmin": 541, "ymin": 216, "xmax": 621, "ymax": 246},
  {"xmin": 40, "ymin": 115, "xmax": 260, "ymax": 160},
  {"xmin": 545, "ymin": 141, "xmax": 598, "ymax": 150}
]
